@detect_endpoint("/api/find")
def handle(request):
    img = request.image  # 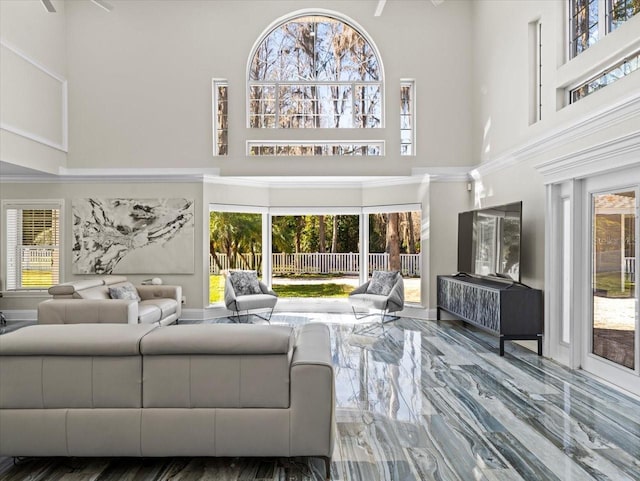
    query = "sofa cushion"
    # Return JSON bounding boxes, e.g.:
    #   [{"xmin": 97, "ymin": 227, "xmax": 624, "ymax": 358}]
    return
[
  {"xmin": 367, "ymin": 270, "xmax": 398, "ymax": 296},
  {"xmin": 0, "ymin": 324, "xmax": 157, "ymax": 356},
  {"xmin": 234, "ymin": 293, "xmax": 278, "ymax": 311},
  {"xmin": 139, "ymin": 298, "xmax": 177, "ymax": 318},
  {"xmin": 109, "ymin": 282, "xmax": 141, "ymax": 301},
  {"xmin": 229, "ymin": 270, "xmax": 261, "ymax": 296},
  {"xmin": 138, "ymin": 304, "xmax": 162, "ymax": 324},
  {"xmin": 349, "ymin": 293, "xmax": 390, "ymax": 311},
  {"xmin": 141, "ymin": 324, "xmax": 293, "ymax": 355},
  {"xmin": 141, "ymin": 325, "xmax": 294, "ymax": 409}
]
